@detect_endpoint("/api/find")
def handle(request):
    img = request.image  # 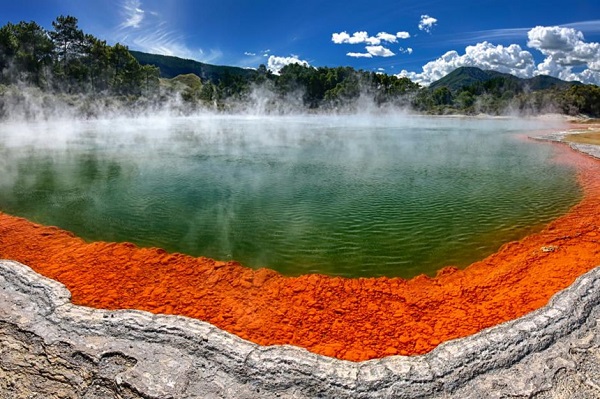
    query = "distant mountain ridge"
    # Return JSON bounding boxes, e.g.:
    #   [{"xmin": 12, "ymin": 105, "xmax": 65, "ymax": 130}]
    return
[
  {"xmin": 130, "ymin": 50, "xmax": 257, "ymax": 83},
  {"xmin": 126, "ymin": 51, "xmax": 598, "ymax": 117},
  {"xmin": 428, "ymin": 66, "xmax": 582, "ymax": 92},
  {"xmin": 132, "ymin": 50, "xmax": 581, "ymax": 94}
]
